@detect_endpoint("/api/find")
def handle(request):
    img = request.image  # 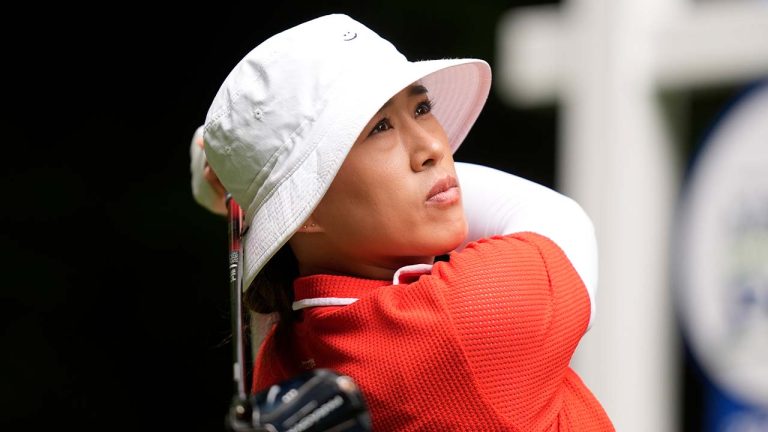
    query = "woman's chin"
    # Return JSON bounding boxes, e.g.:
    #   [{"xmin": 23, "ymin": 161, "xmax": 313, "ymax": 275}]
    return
[{"xmin": 429, "ymin": 226, "xmax": 468, "ymax": 255}]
